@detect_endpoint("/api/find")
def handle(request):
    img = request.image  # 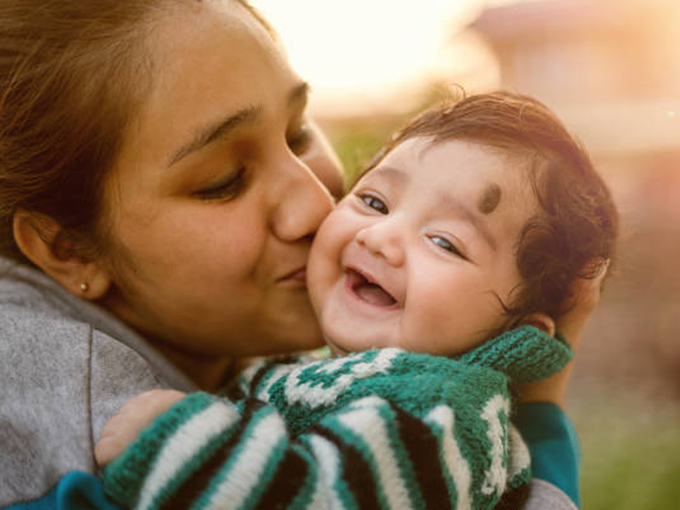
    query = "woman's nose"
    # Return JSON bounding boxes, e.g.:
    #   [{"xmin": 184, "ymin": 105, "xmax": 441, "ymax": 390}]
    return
[
  {"xmin": 299, "ymin": 121, "xmax": 345, "ymax": 200},
  {"xmin": 355, "ymin": 221, "xmax": 405, "ymax": 267},
  {"xmin": 269, "ymin": 151, "xmax": 334, "ymax": 243}
]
